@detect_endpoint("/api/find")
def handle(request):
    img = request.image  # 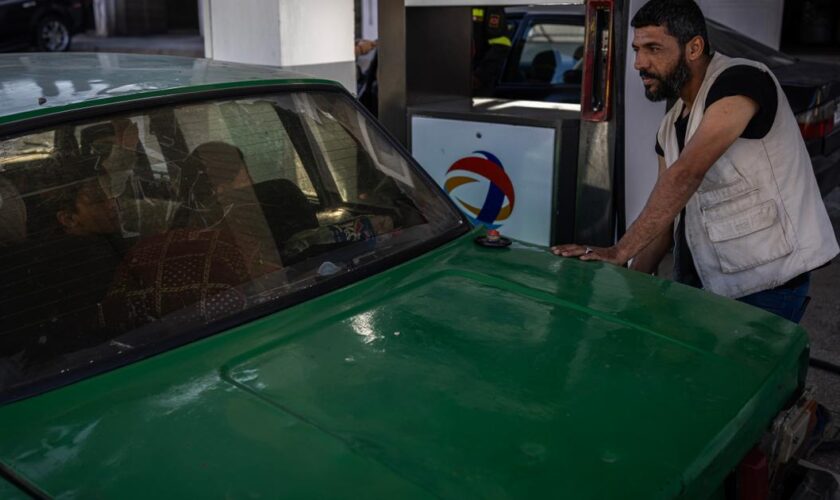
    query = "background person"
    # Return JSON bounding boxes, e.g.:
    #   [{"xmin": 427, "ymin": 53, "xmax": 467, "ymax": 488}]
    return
[{"xmin": 472, "ymin": 7, "xmax": 514, "ymax": 95}]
